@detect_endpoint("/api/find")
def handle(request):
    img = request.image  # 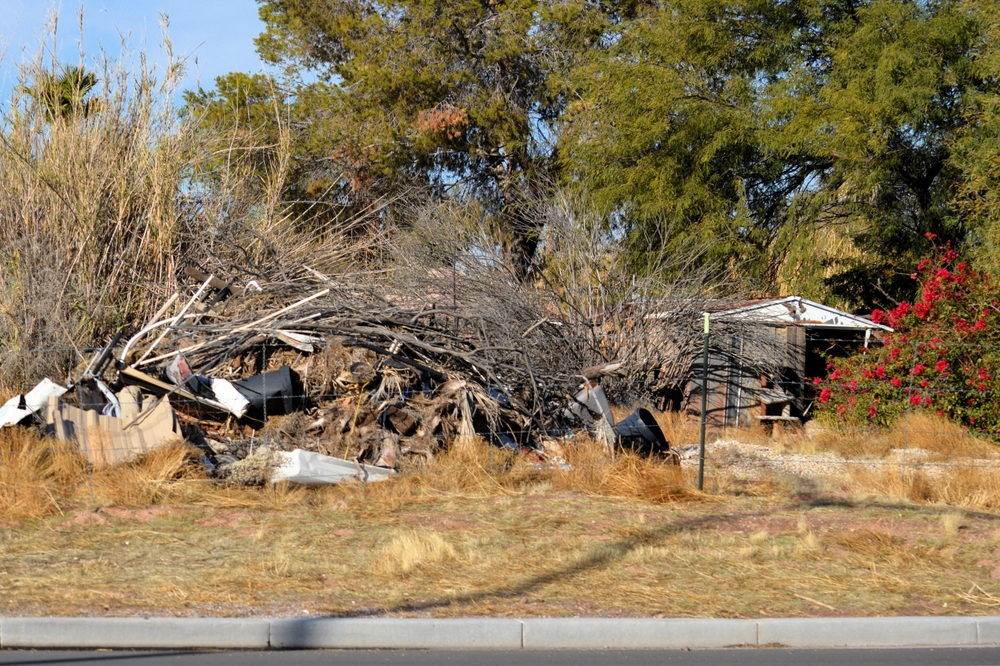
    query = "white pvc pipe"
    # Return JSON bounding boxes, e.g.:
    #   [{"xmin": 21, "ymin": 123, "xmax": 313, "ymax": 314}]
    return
[{"xmin": 132, "ymin": 276, "xmax": 213, "ymax": 366}]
